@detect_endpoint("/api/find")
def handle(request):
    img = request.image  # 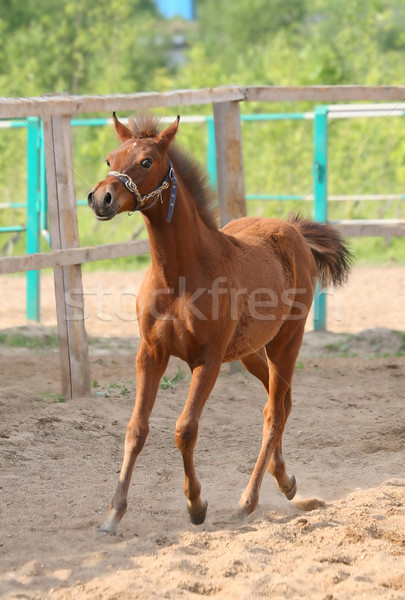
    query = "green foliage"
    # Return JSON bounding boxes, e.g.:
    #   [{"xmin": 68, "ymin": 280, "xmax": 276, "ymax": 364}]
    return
[
  {"xmin": 182, "ymin": 0, "xmax": 405, "ymax": 89},
  {"xmin": 0, "ymin": 331, "xmax": 59, "ymax": 349},
  {"xmin": 37, "ymin": 391, "xmax": 66, "ymax": 403},
  {"xmin": 195, "ymin": 0, "xmax": 306, "ymax": 72},
  {"xmin": 0, "ymin": 0, "xmax": 165, "ymax": 96},
  {"xmin": 94, "ymin": 381, "xmax": 133, "ymax": 397},
  {"xmin": 320, "ymin": 330, "xmax": 405, "ymax": 357},
  {"xmin": 160, "ymin": 367, "xmax": 185, "ymax": 390}
]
